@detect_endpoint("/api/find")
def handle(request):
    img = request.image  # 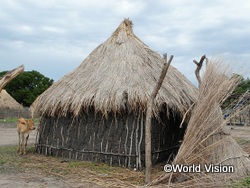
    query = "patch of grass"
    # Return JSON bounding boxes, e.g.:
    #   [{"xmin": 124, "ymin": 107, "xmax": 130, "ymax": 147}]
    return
[
  {"xmin": 231, "ymin": 176, "xmax": 250, "ymax": 188},
  {"xmin": 4, "ymin": 145, "xmax": 249, "ymax": 187},
  {"xmin": 0, "ymin": 117, "xmax": 40, "ymax": 123},
  {"xmin": 241, "ymin": 177, "xmax": 250, "ymax": 187},
  {"xmin": 3, "ymin": 146, "xmax": 145, "ymax": 187},
  {"xmin": 0, "ymin": 145, "xmax": 33, "ymax": 172},
  {"xmin": 18, "ymin": 153, "xmax": 145, "ymax": 187},
  {"xmin": 0, "ymin": 118, "xmax": 19, "ymax": 123}
]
